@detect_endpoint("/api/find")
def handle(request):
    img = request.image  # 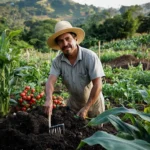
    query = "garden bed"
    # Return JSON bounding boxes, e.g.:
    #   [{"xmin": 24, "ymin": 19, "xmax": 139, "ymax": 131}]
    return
[
  {"xmin": 0, "ymin": 106, "xmax": 115, "ymax": 150},
  {"xmin": 107, "ymin": 54, "xmax": 150, "ymax": 70}
]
